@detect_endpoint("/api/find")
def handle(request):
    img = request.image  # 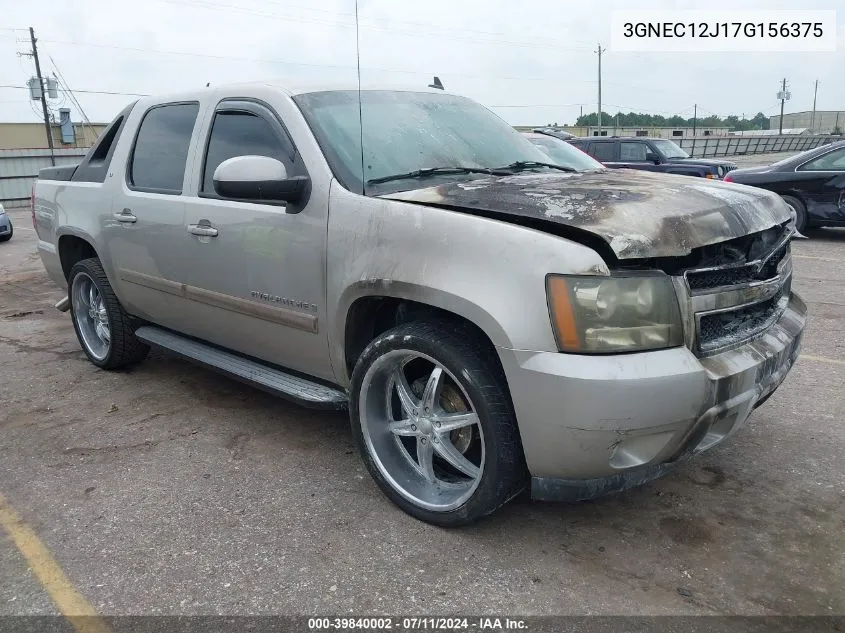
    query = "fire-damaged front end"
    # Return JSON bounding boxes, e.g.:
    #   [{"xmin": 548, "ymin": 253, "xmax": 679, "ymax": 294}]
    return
[
  {"xmin": 383, "ymin": 170, "xmax": 806, "ymax": 500},
  {"xmin": 522, "ymin": 221, "xmax": 804, "ymax": 501}
]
